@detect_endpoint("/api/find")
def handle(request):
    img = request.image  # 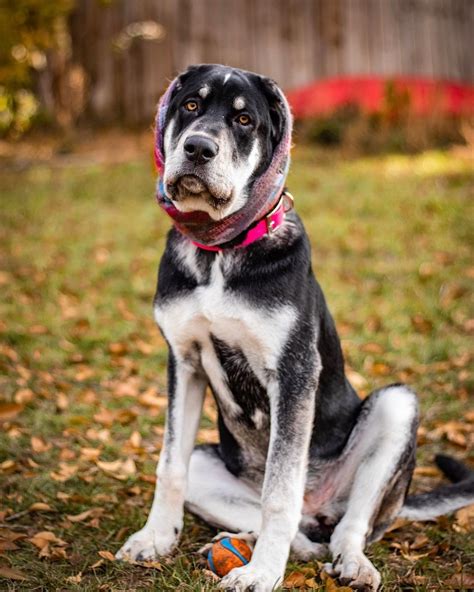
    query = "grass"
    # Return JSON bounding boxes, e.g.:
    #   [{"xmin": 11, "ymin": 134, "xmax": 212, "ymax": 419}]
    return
[{"xmin": 0, "ymin": 141, "xmax": 473, "ymax": 591}]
